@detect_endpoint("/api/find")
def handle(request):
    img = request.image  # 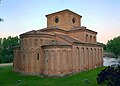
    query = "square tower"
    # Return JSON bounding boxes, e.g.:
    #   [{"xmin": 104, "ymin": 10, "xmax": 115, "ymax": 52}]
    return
[{"xmin": 46, "ymin": 9, "xmax": 82, "ymax": 30}]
